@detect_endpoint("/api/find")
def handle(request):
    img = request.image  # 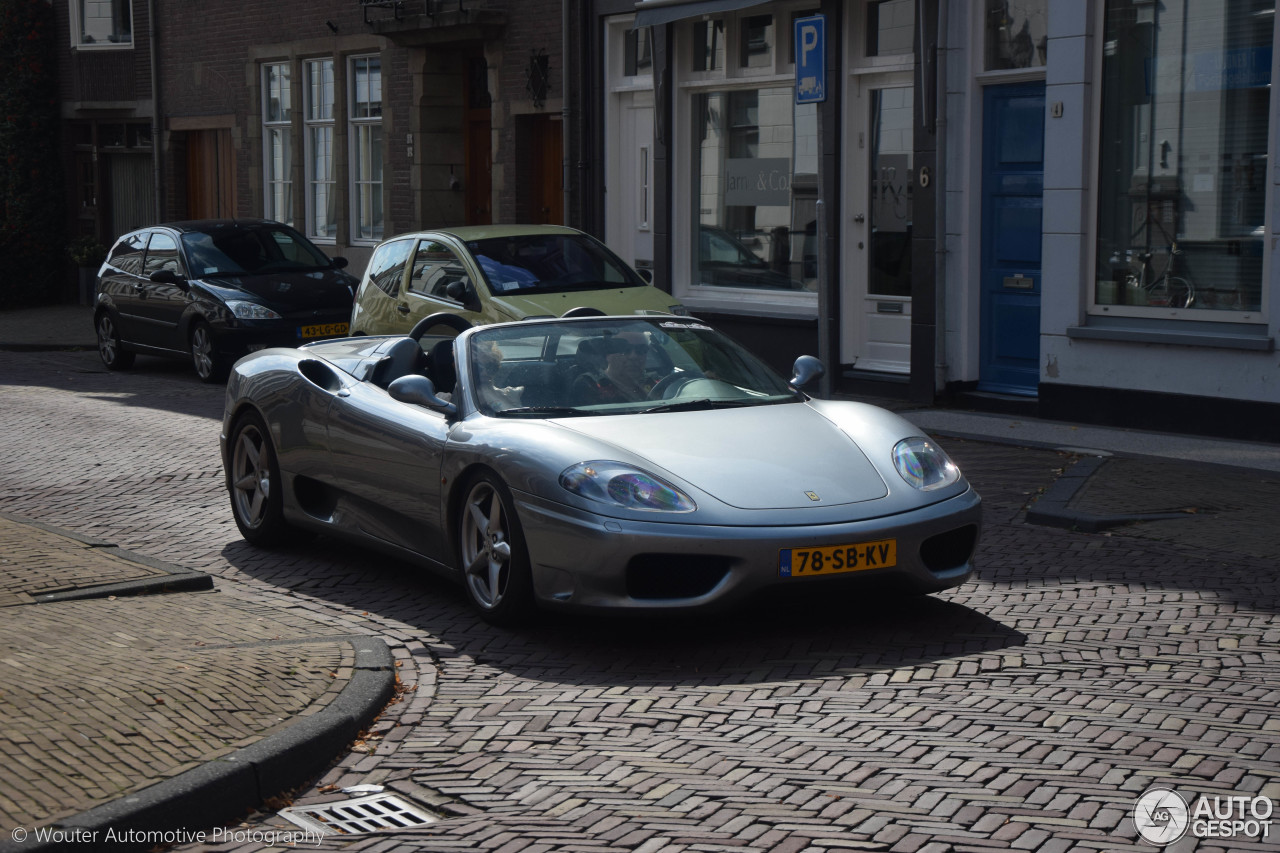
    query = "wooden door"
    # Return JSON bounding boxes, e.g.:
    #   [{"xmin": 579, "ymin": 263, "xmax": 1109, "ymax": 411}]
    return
[
  {"xmin": 186, "ymin": 129, "xmax": 236, "ymax": 219},
  {"xmin": 529, "ymin": 115, "xmax": 562, "ymax": 225}
]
